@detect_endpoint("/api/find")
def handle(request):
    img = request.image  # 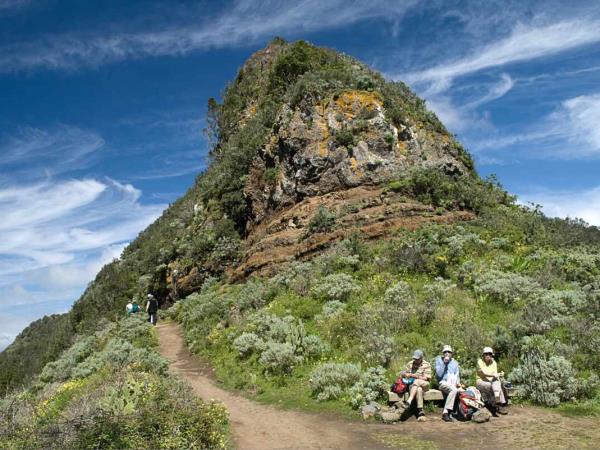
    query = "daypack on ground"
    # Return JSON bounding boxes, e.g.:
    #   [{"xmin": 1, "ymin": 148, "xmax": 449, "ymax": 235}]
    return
[{"xmin": 453, "ymin": 387, "xmax": 484, "ymax": 421}]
